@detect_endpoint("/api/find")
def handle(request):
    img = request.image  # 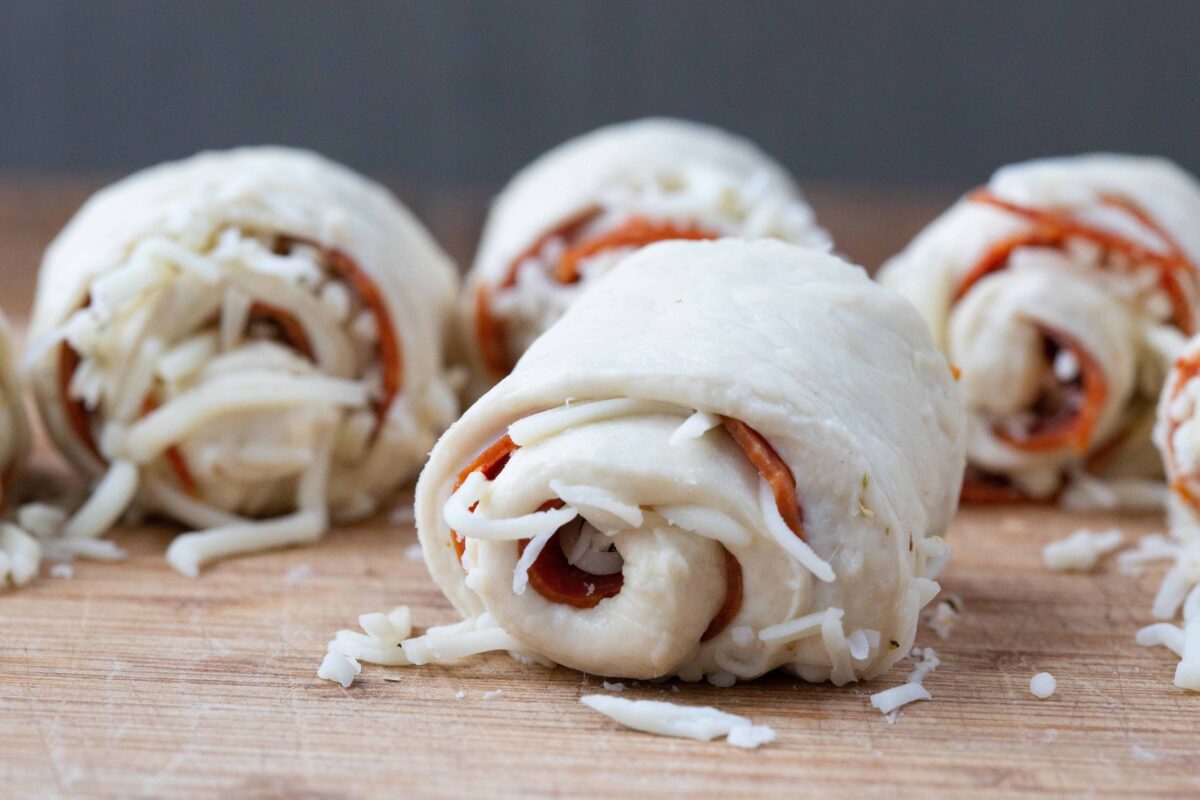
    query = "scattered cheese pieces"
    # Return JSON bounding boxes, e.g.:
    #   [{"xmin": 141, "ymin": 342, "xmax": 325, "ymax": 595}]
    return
[
  {"xmin": 49, "ymin": 563, "xmax": 75, "ymax": 580},
  {"xmin": 1029, "ymin": 672, "xmax": 1056, "ymax": 699},
  {"xmin": 317, "ymin": 651, "xmax": 361, "ymax": 688},
  {"xmin": 580, "ymin": 695, "xmax": 774, "ymax": 749},
  {"xmin": 869, "ymin": 647, "xmax": 940, "ymax": 722},
  {"xmin": 1042, "ymin": 528, "xmax": 1123, "ymax": 572},
  {"xmin": 318, "ymin": 605, "xmax": 414, "ymax": 687}
]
